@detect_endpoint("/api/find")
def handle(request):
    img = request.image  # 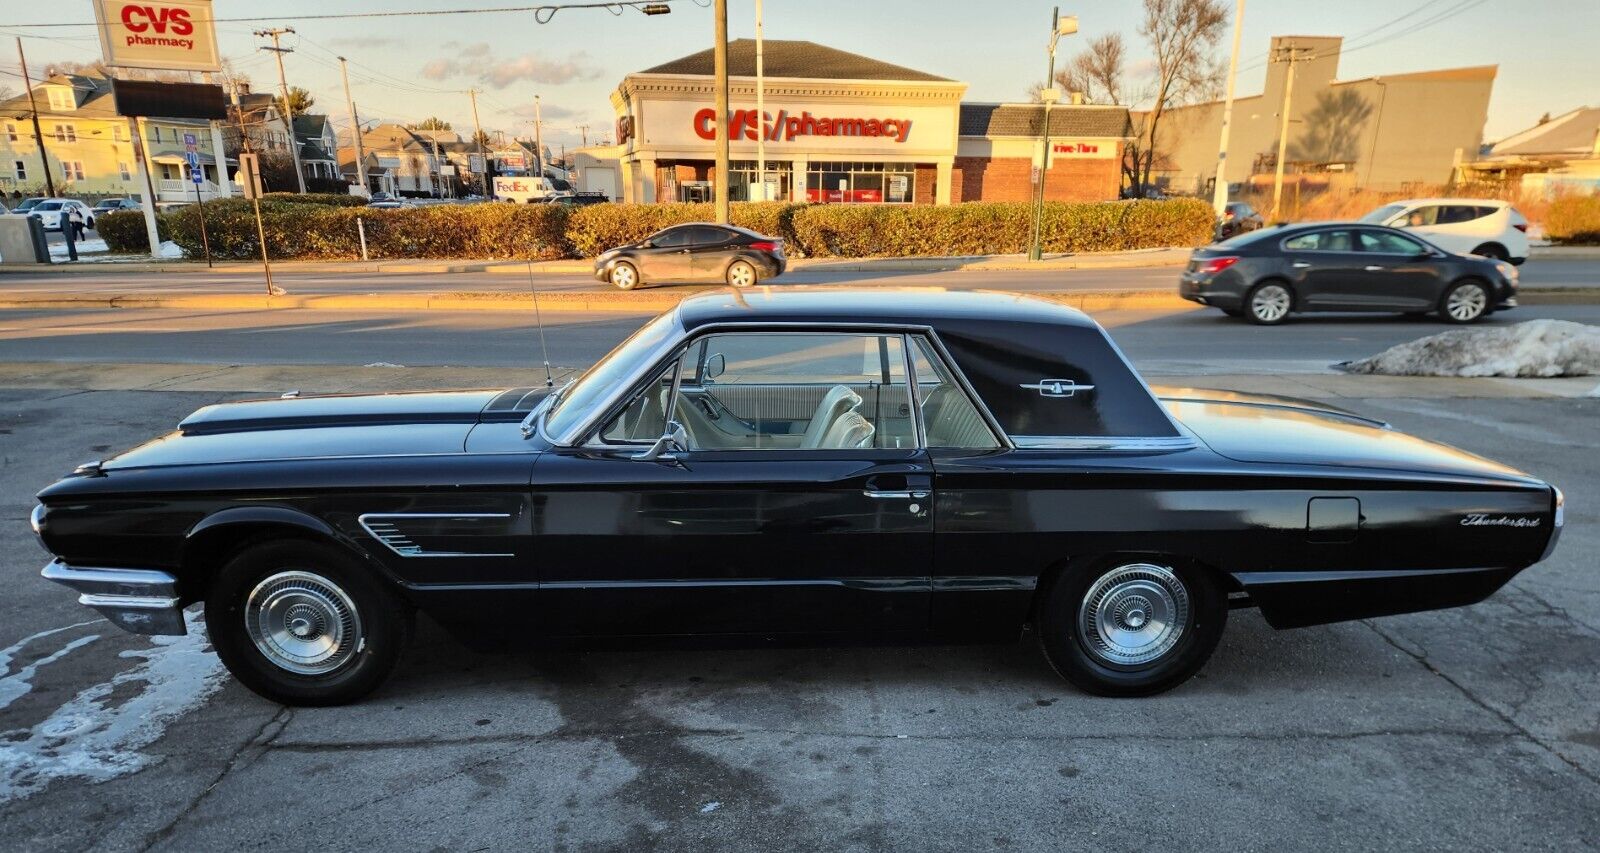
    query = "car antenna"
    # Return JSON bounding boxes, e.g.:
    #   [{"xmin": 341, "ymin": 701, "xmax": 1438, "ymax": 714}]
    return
[{"xmin": 526, "ymin": 260, "xmax": 555, "ymax": 388}]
